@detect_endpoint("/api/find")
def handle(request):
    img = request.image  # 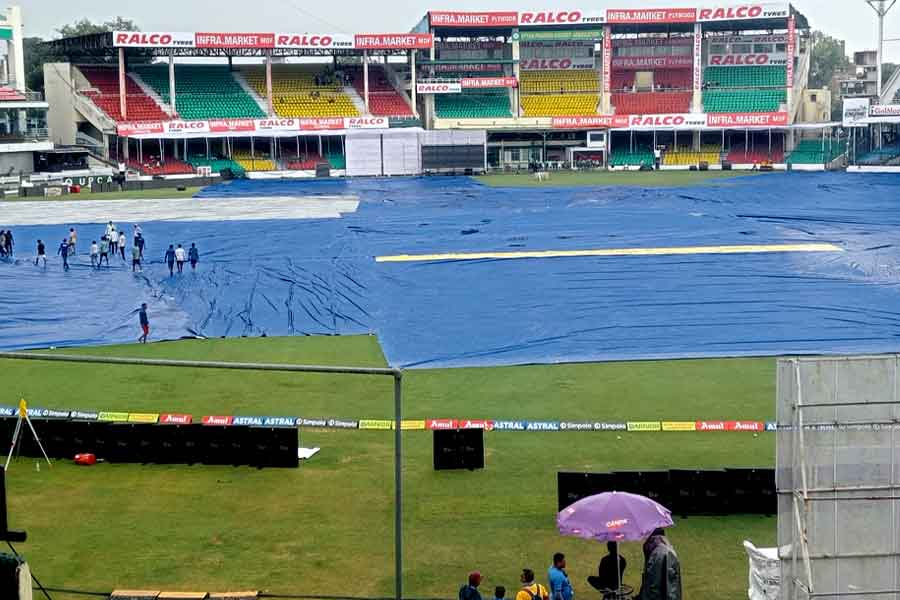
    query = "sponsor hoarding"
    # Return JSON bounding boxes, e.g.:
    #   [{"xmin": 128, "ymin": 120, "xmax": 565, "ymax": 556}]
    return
[
  {"xmin": 662, "ymin": 421, "xmax": 698, "ymax": 432},
  {"xmin": 195, "ymin": 32, "xmax": 275, "ymax": 49},
  {"xmin": 518, "ymin": 10, "xmax": 605, "ymax": 27},
  {"xmin": 353, "ymin": 34, "xmax": 433, "ymax": 50},
  {"xmin": 626, "ymin": 113, "xmax": 708, "ymax": 130},
  {"xmin": 696, "ymin": 420, "xmax": 727, "ymax": 431},
  {"xmin": 606, "ymin": 8, "xmax": 697, "ymax": 24},
  {"xmin": 113, "ymin": 31, "xmax": 194, "ymax": 48},
  {"xmin": 427, "ymin": 419, "xmax": 458, "ymax": 430},
  {"xmin": 603, "ymin": 28, "xmax": 612, "ymax": 93},
  {"xmin": 117, "ymin": 122, "xmax": 165, "ymax": 136},
  {"xmin": 612, "ymin": 56, "xmax": 693, "ymax": 69},
  {"xmin": 870, "ymin": 104, "xmax": 900, "ymax": 117},
  {"xmin": 274, "ymin": 33, "xmax": 354, "ymax": 49},
  {"xmin": 160, "ymin": 413, "xmax": 193, "ymax": 425},
  {"xmin": 98, "ymin": 412, "xmax": 130, "ymax": 422},
  {"xmin": 843, "ymin": 98, "xmax": 870, "ymax": 127},
  {"xmin": 559, "ymin": 422, "xmax": 595, "ymax": 431},
  {"xmin": 726, "ymin": 421, "xmax": 765, "ymax": 432},
  {"xmin": 627, "ymin": 422, "xmax": 663, "ymax": 432},
  {"xmin": 526, "ymin": 421, "xmax": 561, "ymax": 431},
  {"xmin": 697, "ymin": 3, "xmax": 790, "ymax": 22},
  {"xmin": 433, "ymin": 63, "xmax": 504, "ymax": 73},
  {"xmin": 430, "ymin": 11, "xmax": 519, "ymax": 27},
  {"xmin": 359, "ymin": 419, "xmax": 393, "ymax": 430},
  {"xmin": 693, "ymin": 25, "xmax": 703, "ymax": 92},
  {"xmin": 519, "ymin": 30, "xmax": 603, "ymax": 42},
  {"xmin": 552, "ymin": 115, "xmax": 629, "ymax": 129},
  {"xmin": 706, "ymin": 111, "xmax": 788, "ymax": 127},
  {"xmin": 521, "ymin": 57, "xmax": 596, "ymax": 70},
  {"xmin": 128, "ymin": 413, "xmax": 160, "ymax": 424},
  {"xmin": 202, "ymin": 415, "xmax": 234, "ymax": 426},
  {"xmin": 461, "ymin": 77, "xmax": 518, "ymax": 89},
  {"xmin": 417, "ymin": 82, "xmax": 463, "ymax": 94},
  {"xmin": 458, "ymin": 419, "xmax": 494, "ymax": 430},
  {"xmin": 493, "ymin": 420, "xmax": 527, "ymax": 431},
  {"xmin": 71, "ymin": 411, "xmax": 99, "ymax": 421},
  {"xmin": 708, "ymin": 53, "xmax": 786, "ymax": 66},
  {"xmin": 786, "ymin": 15, "xmax": 795, "ymax": 88},
  {"xmin": 615, "ymin": 37, "xmax": 694, "ymax": 47}
]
